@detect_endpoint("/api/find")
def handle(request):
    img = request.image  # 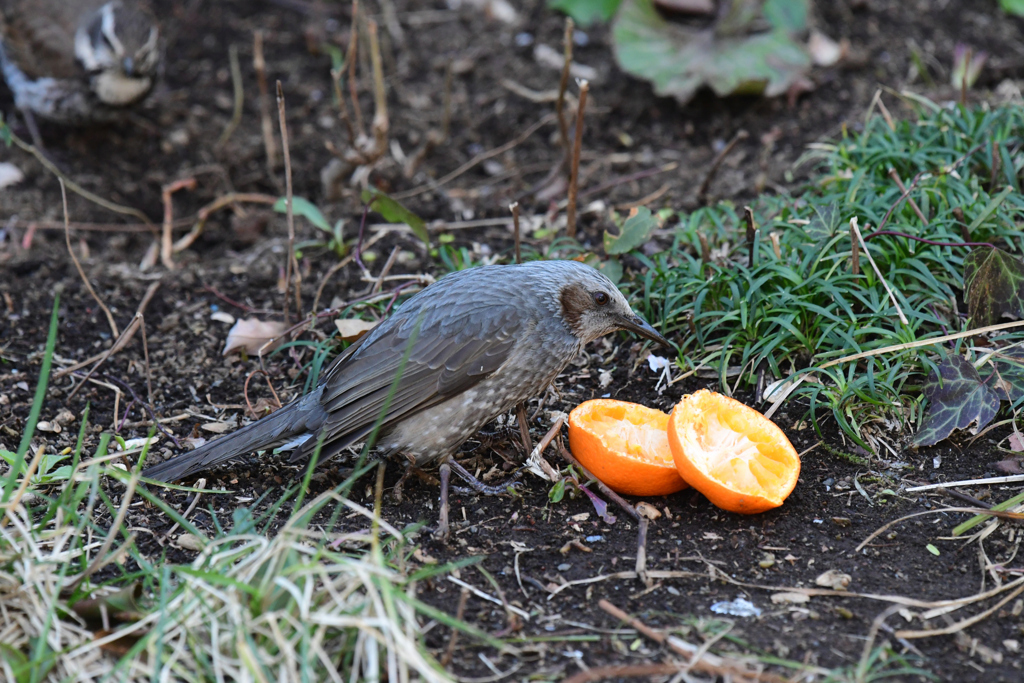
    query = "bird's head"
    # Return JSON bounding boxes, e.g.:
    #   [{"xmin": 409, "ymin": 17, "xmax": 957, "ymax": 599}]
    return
[
  {"xmin": 75, "ymin": 1, "xmax": 160, "ymax": 106},
  {"xmin": 557, "ymin": 262, "xmax": 671, "ymax": 348}
]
